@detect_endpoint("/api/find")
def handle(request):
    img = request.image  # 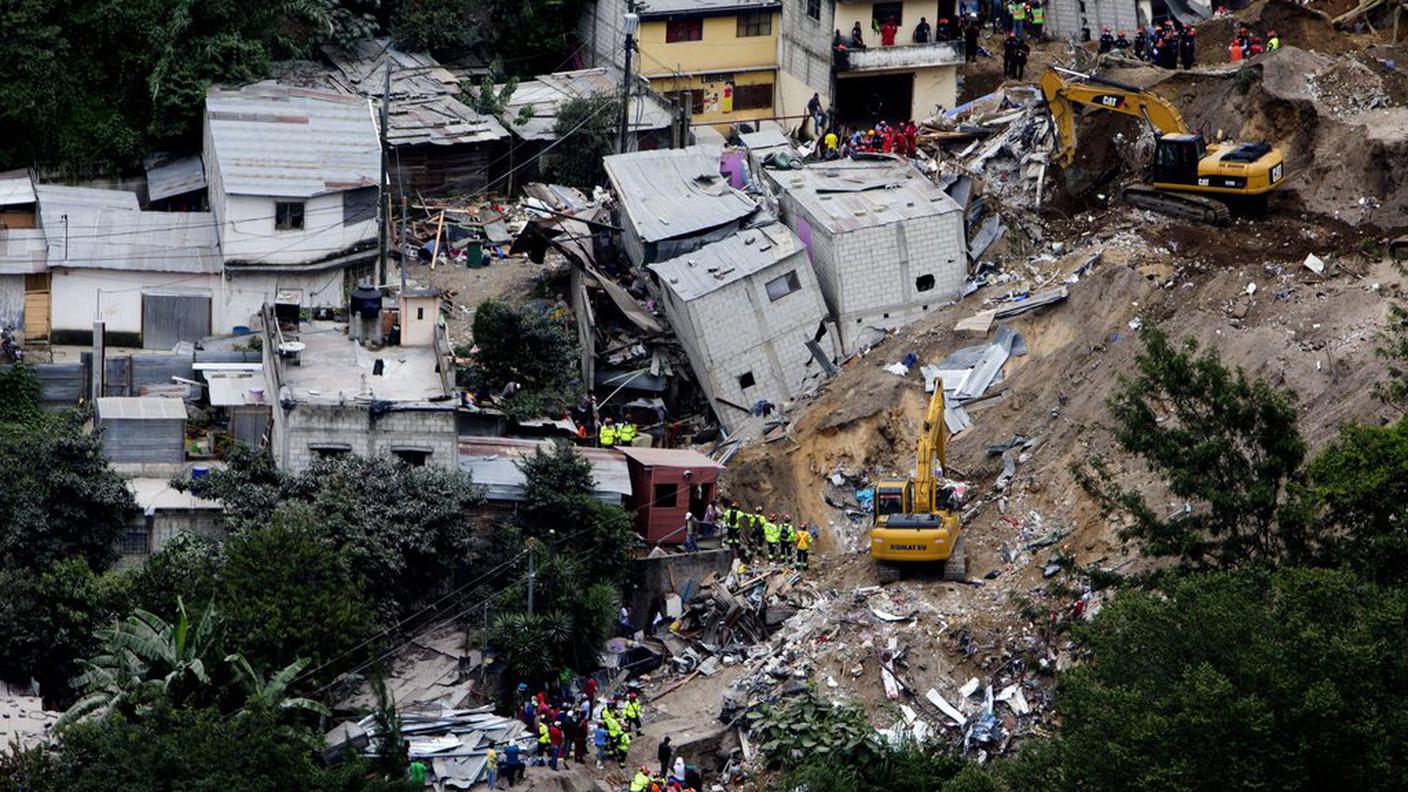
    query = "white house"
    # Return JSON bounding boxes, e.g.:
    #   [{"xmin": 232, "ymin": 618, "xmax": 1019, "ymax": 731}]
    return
[{"xmin": 204, "ymin": 82, "xmax": 381, "ymax": 318}]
